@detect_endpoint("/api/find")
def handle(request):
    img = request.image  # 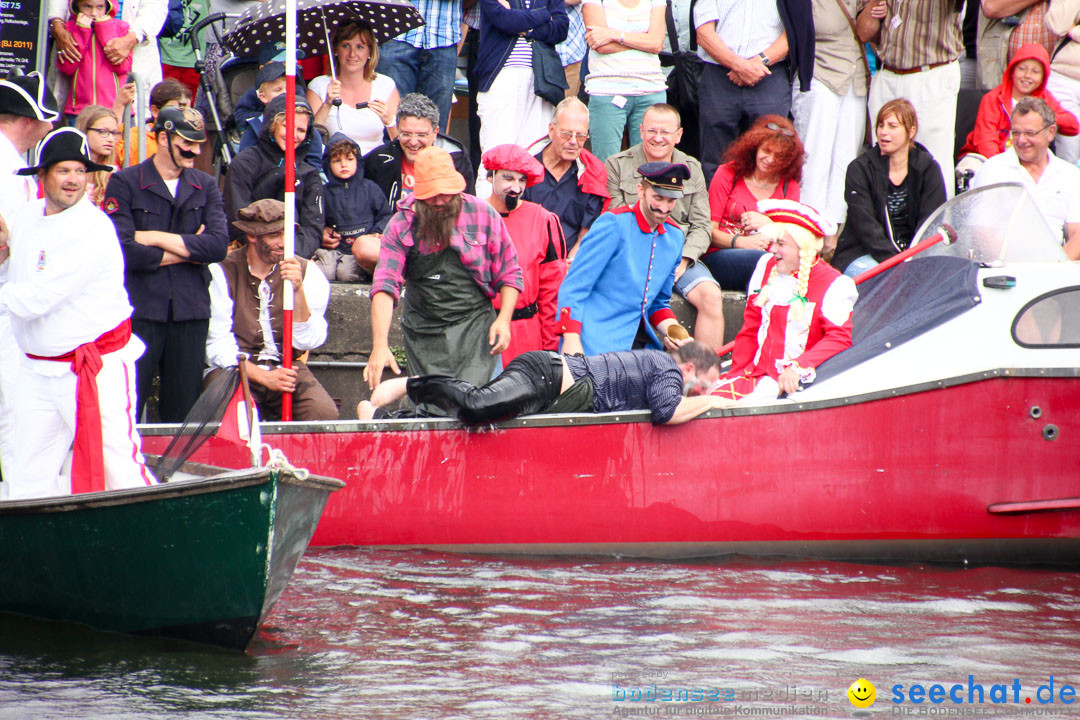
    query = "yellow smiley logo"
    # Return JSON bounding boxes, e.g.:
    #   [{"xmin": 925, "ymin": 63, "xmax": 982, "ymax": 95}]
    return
[{"xmin": 847, "ymin": 678, "xmax": 876, "ymax": 708}]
